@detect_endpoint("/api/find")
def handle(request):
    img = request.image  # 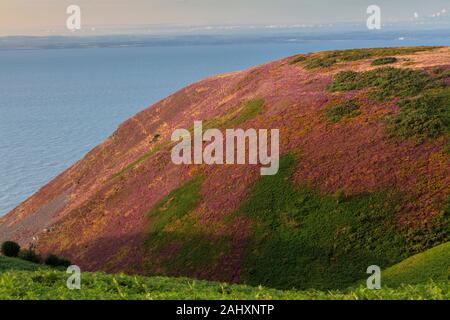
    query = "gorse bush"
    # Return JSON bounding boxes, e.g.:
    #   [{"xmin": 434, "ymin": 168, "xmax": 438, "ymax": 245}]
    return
[
  {"xmin": 325, "ymin": 100, "xmax": 360, "ymax": 123},
  {"xmin": 387, "ymin": 90, "xmax": 450, "ymax": 141},
  {"xmin": 329, "ymin": 67, "xmax": 442, "ymax": 101},
  {"xmin": 1, "ymin": 241, "xmax": 20, "ymax": 257},
  {"xmin": 371, "ymin": 57, "xmax": 398, "ymax": 66}
]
